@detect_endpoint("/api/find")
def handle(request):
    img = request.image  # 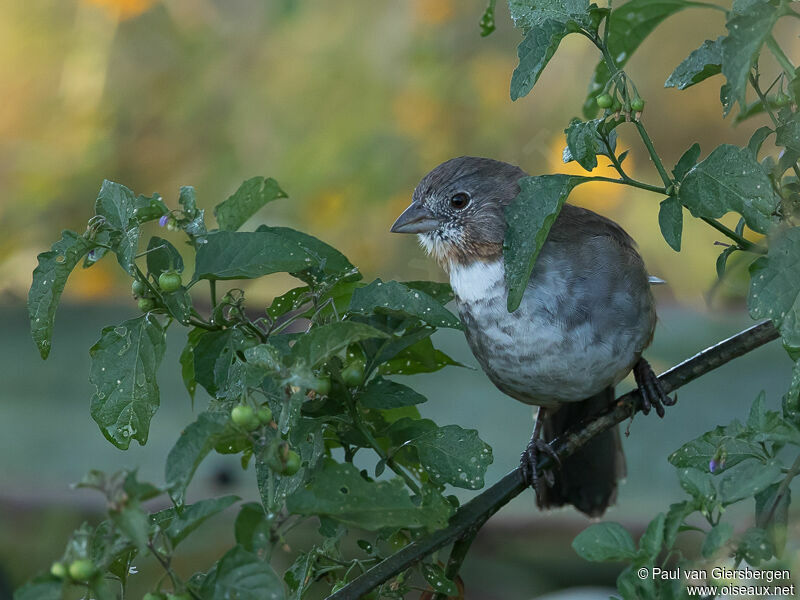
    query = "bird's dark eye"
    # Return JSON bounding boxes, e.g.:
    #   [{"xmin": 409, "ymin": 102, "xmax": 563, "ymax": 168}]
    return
[{"xmin": 450, "ymin": 192, "xmax": 470, "ymax": 210}]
